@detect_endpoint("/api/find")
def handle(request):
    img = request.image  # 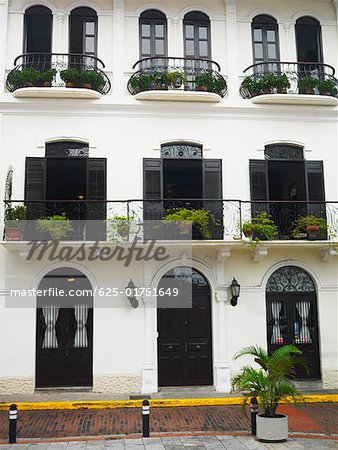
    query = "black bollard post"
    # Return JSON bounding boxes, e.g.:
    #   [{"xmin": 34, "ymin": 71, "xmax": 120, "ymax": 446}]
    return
[
  {"xmin": 250, "ymin": 397, "xmax": 258, "ymax": 436},
  {"xmin": 9, "ymin": 404, "xmax": 18, "ymax": 444},
  {"xmin": 142, "ymin": 399, "xmax": 150, "ymax": 438}
]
